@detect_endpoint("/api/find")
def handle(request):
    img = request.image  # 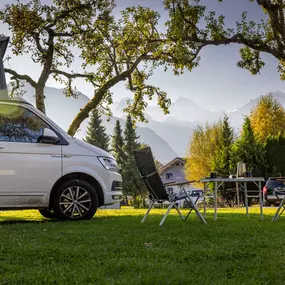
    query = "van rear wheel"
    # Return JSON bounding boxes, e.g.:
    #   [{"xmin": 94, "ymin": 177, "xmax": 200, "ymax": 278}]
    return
[{"xmin": 52, "ymin": 179, "xmax": 98, "ymax": 220}]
